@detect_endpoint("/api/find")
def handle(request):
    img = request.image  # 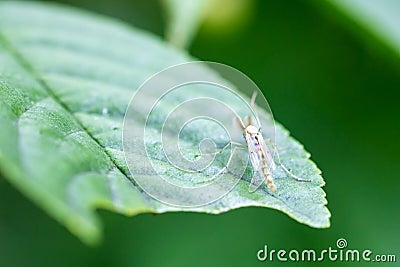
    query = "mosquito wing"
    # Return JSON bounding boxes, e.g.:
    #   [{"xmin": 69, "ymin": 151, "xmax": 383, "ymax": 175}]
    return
[
  {"xmin": 258, "ymin": 132, "xmax": 276, "ymax": 171},
  {"xmin": 244, "ymin": 132, "xmax": 262, "ymax": 171},
  {"xmin": 245, "ymin": 132, "xmax": 265, "ymax": 192}
]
